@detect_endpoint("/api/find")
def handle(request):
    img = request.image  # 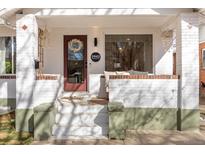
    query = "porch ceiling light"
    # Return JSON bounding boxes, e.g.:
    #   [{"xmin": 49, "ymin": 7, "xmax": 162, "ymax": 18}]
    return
[{"xmin": 94, "ymin": 37, "xmax": 97, "ymax": 47}]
